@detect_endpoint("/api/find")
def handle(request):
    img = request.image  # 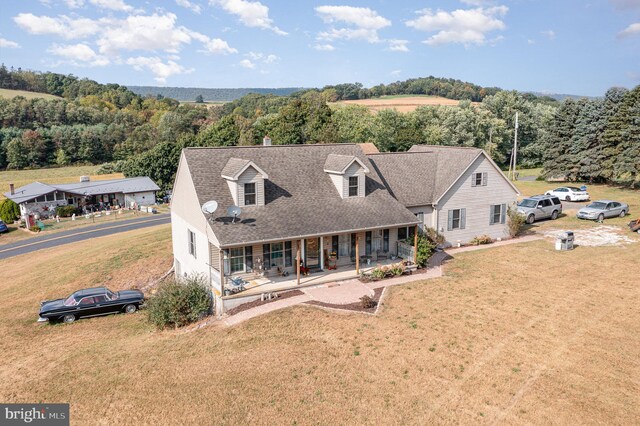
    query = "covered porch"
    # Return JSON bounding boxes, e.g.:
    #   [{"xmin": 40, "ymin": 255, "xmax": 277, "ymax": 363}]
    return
[{"xmin": 218, "ymin": 226, "xmax": 419, "ymax": 299}]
